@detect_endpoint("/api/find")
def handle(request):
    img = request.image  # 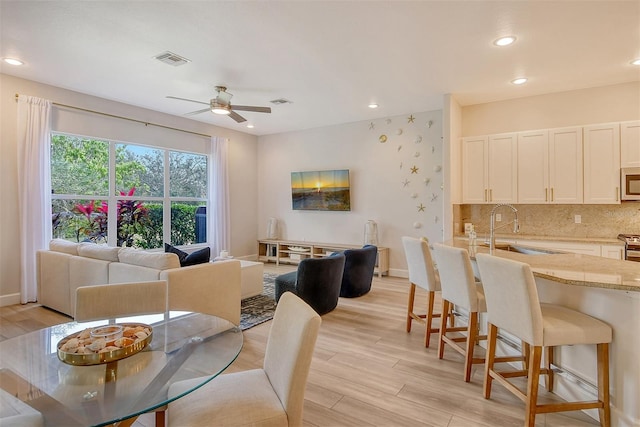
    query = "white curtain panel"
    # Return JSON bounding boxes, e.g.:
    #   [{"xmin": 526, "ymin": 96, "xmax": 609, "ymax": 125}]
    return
[
  {"xmin": 209, "ymin": 137, "xmax": 230, "ymax": 258},
  {"xmin": 16, "ymin": 95, "xmax": 52, "ymax": 303}
]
